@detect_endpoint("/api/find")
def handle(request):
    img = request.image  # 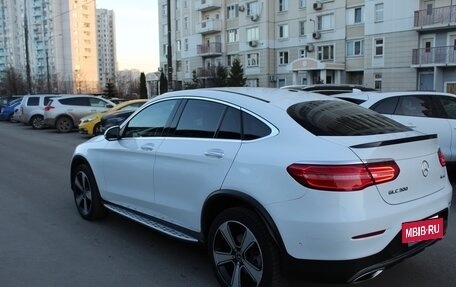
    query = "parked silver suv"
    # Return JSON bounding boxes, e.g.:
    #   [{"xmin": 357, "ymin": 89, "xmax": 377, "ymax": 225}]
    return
[
  {"xmin": 44, "ymin": 95, "xmax": 114, "ymax": 133},
  {"xmin": 18, "ymin": 94, "xmax": 60, "ymax": 129}
]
